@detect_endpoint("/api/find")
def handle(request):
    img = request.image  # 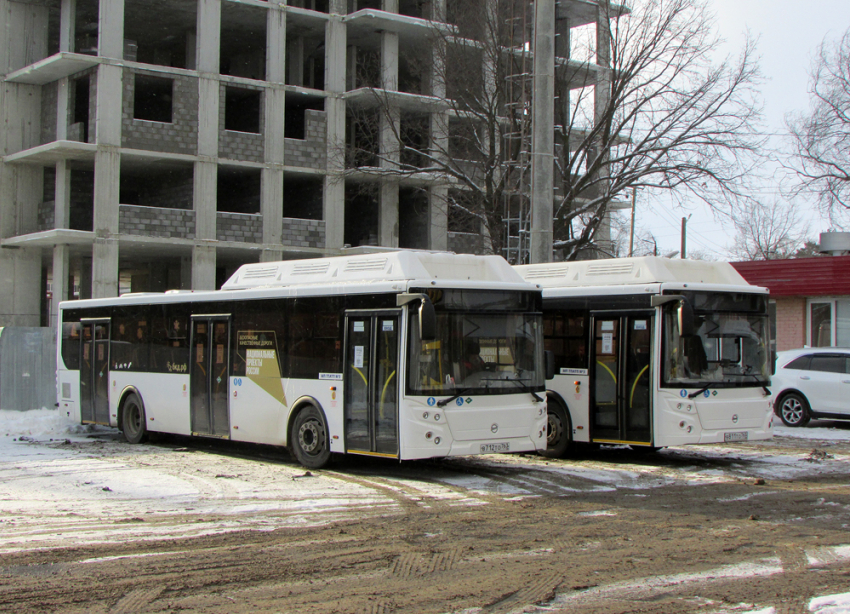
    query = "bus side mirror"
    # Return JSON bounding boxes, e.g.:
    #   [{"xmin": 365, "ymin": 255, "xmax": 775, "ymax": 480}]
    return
[
  {"xmin": 397, "ymin": 293, "xmax": 437, "ymax": 341},
  {"xmin": 544, "ymin": 350, "xmax": 556, "ymax": 380},
  {"xmin": 419, "ymin": 298, "xmax": 436, "ymax": 341},
  {"xmin": 677, "ymin": 299, "xmax": 695, "ymax": 337}
]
